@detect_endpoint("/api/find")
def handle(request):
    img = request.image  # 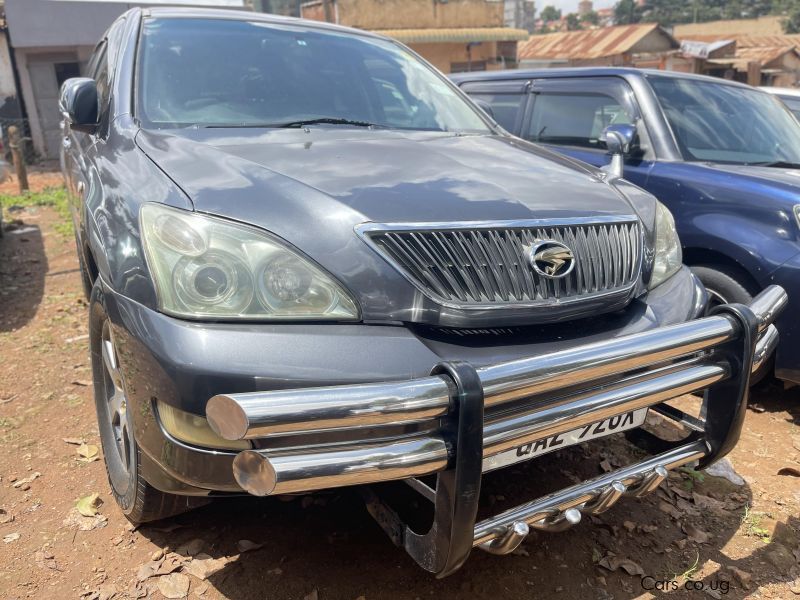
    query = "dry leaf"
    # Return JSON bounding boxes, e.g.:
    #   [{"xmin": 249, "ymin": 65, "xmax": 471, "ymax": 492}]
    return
[
  {"xmin": 658, "ymin": 500, "xmax": 682, "ymax": 519},
  {"xmin": 789, "ymin": 575, "xmax": 800, "ymax": 595},
  {"xmin": 303, "ymin": 590, "xmax": 319, "ymax": 600},
  {"xmin": 778, "ymin": 466, "xmax": 800, "ymax": 478},
  {"xmin": 729, "ymin": 567, "xmax": 751, "ymax": 589},
  {"xmin": 76, "ymin": 493, "xmax": 102, "ymax": 517},
  {"xmin": 63, "ymin": 437, "xmax": 85, "ymax": 445},
  {"xmin": 136, "ymin": 561, "xmax": 161, "ymax": 582},
  {"xmin": 175, "ymin": 538, "xmax": 204, "ymax": 557},
  {"xmin": 0, "ymin": 508, "xmax": 14, "ymax": 524},
  {"xmin": 12, "ymin": 472, "xmax": 40, "ymax": 488},
  {"xmin": 598, "ymin": 555, "xmax": 644, "ymax": 576},
  {"xmin": 599, "ymin": 459, "xmax": 613, "ymax": 473},
  {"xmin": 4, "ymin": 532, "xmax": 21, "ymax": 543},
  {"xmin": 77, "ymin": 444, "xmax": 100, "ymax": 462},
  {"xmin": 63, "ymin": 511, "xmax": 107, "ymax": 531},
  {"xmin": 183, "ymin": 553, "xmax": 229, "ymax": 580},
  {"xmin": 157, "ymin": 573, "xmax": 190, "ymax": 599},
  {"xmin": 156, "ymin": 553, "xmax": 186, "ymax": 576},
  {"xmin": 35, "ymin": 550, "xmax": 58, "ymax": 570},
  {"xmin": 683, "ymin": 522, "xmax": 711, "ymax": 544},
  {"xmin": 236, "ymin": 539, "xmax": 263, "ymax": 553},
  {"xmin": 692, "ymin": 492, "xmax": 728, "ymax": 513},
  {"xmin": 148, "ymin": 523, "xmax": 184, "ymax": 533}
]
